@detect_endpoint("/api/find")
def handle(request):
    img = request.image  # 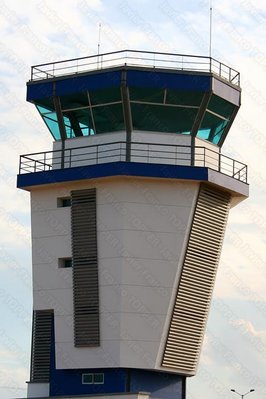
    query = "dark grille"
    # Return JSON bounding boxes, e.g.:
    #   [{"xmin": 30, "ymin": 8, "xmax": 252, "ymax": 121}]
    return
[{"xmin": 71, "ymin": 188, "xmax": 100, "ymax": 347}]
